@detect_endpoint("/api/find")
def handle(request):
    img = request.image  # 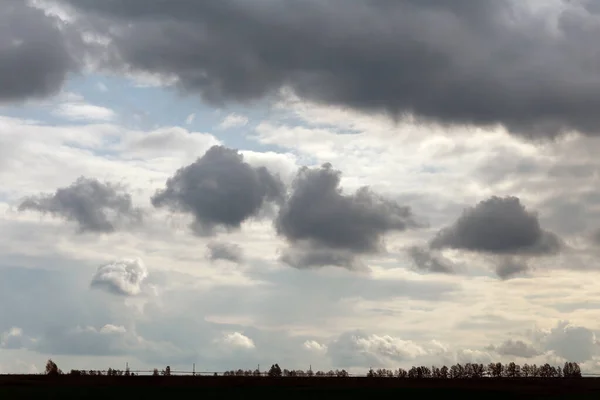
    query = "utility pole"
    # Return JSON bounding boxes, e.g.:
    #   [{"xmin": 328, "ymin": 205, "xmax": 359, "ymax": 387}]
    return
[{"xmin": 193, "ymin": 363, "xmax": 195, "ymax": 376}]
